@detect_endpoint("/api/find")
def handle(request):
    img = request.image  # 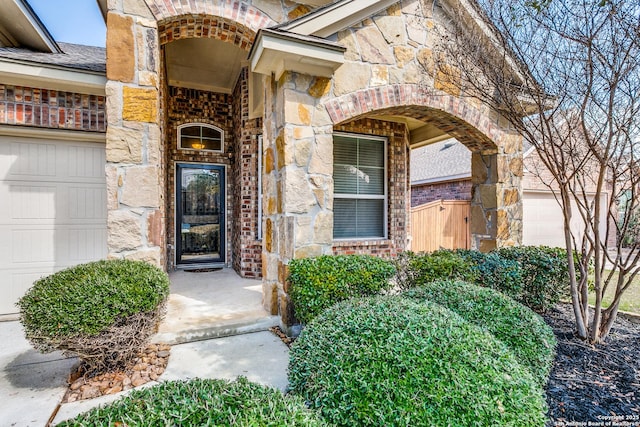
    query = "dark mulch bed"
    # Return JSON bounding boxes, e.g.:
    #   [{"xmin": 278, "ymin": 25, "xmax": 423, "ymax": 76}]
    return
[{"xmin": 544, "ymin": 304, "xmax": 640, "ymax": 425}]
